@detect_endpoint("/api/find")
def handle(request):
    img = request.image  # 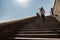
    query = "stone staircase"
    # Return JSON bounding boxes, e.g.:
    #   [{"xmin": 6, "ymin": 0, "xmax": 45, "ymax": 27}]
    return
[{"xmin": 1, "ymin": 16, "xmax": 60, "ymax": 40}]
